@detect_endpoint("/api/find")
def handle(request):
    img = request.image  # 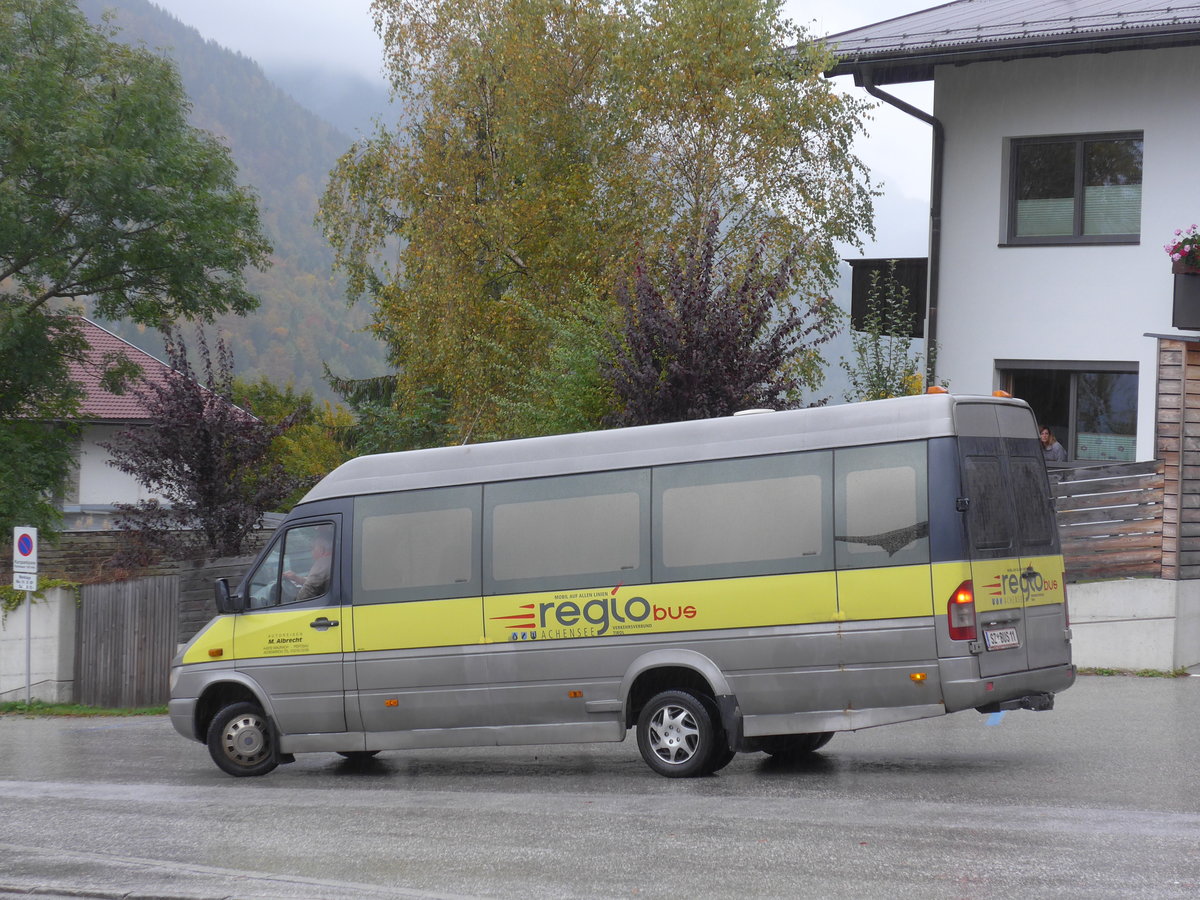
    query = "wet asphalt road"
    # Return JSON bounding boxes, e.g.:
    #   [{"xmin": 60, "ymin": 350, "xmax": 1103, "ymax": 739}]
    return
[{"xmin": 1, "ymin": 675, "xmax": 1199, "ymax": 899}]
